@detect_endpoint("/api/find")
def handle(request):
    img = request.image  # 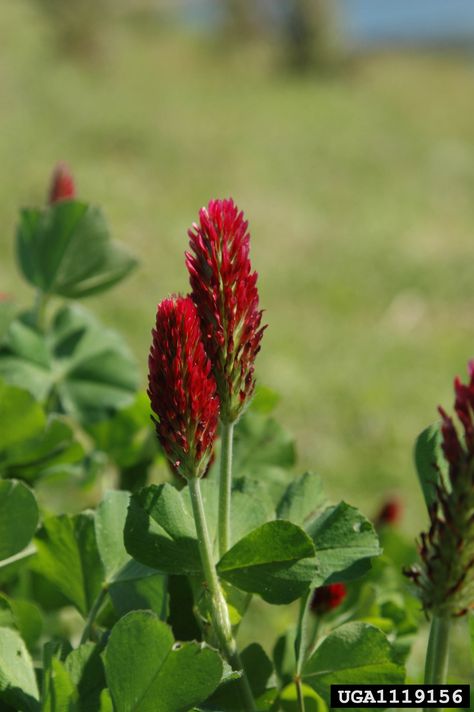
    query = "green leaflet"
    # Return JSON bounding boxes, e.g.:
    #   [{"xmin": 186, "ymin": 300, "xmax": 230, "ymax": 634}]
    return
[
  {"xmin": 124, "ymin": 484, "xmax": 201, "ymax": 576},
  {"xmin": 0, "ymin": 594, "xmax": 42, "ymax": 651},
  {"xmin": 41, "ymin": 643, "xmax": 78, "ymax": 712},
  {"xmin": 104, "ymin": 611, "xmax": 223, "ymax": 712},
  {"xmin": 95, "ymin": 490, "xmax": 167, "ymax": 618},
  {"xmin": 233, "ymin": 412, "xmax": 296, "ymax": 473},
  {"xmin": 277, "ymin": 471, "xmax": 326, "ymax": 529},
  {"xmin": 0, "ymin": 626, "xmax": 39, "ymax": 711},
  {"xmin": 16, "ymin": 200, "xmax": 137, "ymax": 298},
  {"xmin": 0, "ymin": 480, "xmax": 38, "ymax": 561},
  {"xmin": 0, "ymin": 305, "xmax": 138, "ymax": 423},
  {"xmin": 303, "ymin": 622, "xmax": 405, "ymax": 703},
  {"xmin": 33, "ymin": 512, "xmax": 104, "ymax": 616},
  {"xmin": 414, "ymin": 423, "xmax": 448, "ymax": 511},
  {"xmin": 205, "ymin": 643, "xmax": 274, "ymax": 710},
  {"xmin": 307, "ymin": 502, "xmax": 381, "ymax": 585},
  {"xmin": 65, "ymin": 642, "xmax": 107, "ymax": 712},
  {"xmin": 217, "ymin": 520, "xmax": 316, "ymax": 604}
]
